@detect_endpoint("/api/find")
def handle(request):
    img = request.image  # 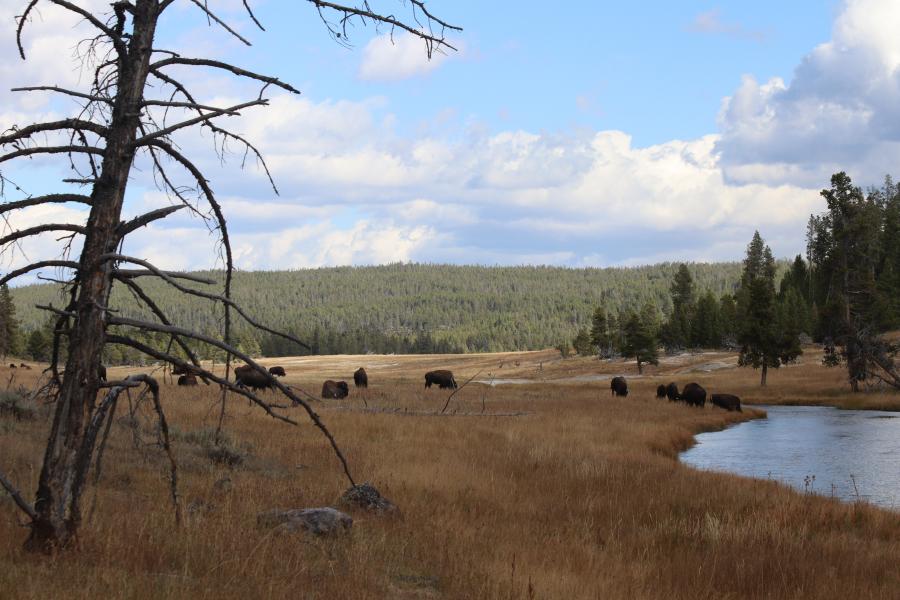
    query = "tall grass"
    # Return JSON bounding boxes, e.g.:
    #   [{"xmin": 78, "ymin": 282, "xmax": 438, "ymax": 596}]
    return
[{"xmin": 1, "ymin": 352, "xmax": 898, "ymax": 599}]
